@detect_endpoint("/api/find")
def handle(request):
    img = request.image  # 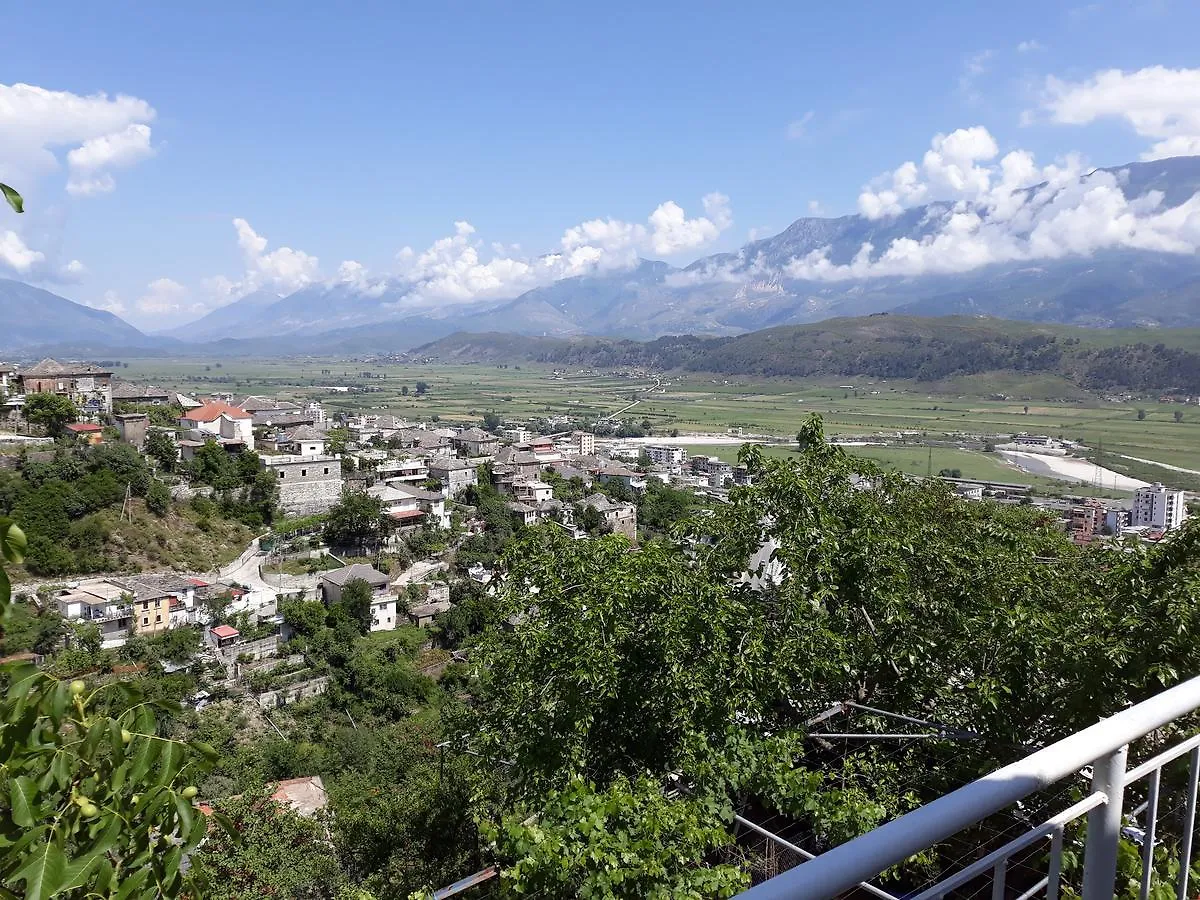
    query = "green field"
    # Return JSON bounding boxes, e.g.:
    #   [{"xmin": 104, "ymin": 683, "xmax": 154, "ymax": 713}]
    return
[{"xmin": 117, "ymin": 358, "xmax": 1198, "ymax": 487}]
